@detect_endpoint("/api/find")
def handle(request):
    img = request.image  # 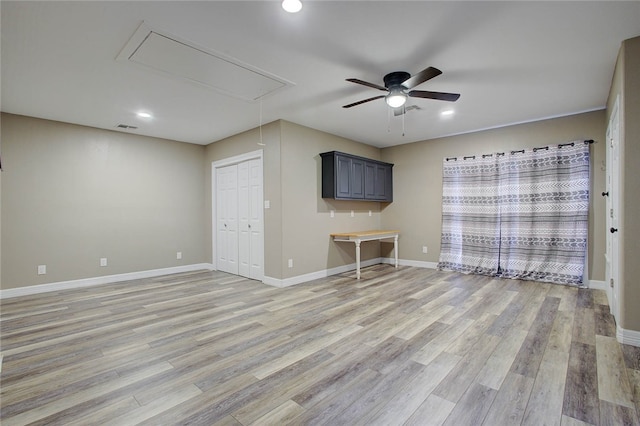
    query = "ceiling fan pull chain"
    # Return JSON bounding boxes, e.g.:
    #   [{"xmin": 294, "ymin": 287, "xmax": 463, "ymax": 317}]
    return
[{"xmin": 402, "ymin": 106, "xmax": 406, "ymax": 137}]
